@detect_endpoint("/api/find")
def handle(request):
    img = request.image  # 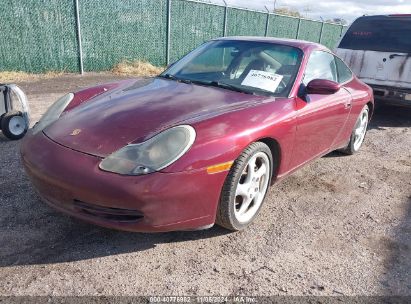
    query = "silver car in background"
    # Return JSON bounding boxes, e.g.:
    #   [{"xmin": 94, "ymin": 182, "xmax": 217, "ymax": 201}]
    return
[{"xmin": 336, "ymin": 14, "xmax": 411, "ymax": 107}]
